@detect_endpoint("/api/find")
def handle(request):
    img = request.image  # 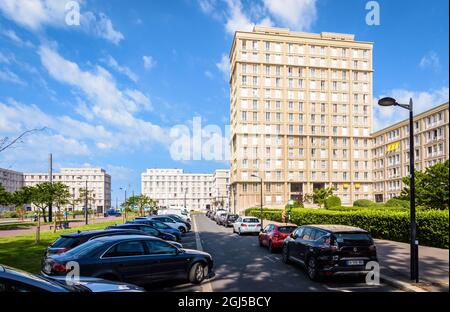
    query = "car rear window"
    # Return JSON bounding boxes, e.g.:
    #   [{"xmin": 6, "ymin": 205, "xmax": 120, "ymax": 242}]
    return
[
  {"xmin": 278, "ymin": 226, "xmax": 297, "ymax": 234},
  {"xmin": 51, "ymin": 237, "xmax": 80, "ymax": 249},
  {"xmin": 62, "ymin": 240, "xmax": 105, "ymax": 258},
  {"xmin": 243, "ymin": 218, "xmax": 259, "ymax": 223},
  {"xmin": 333, "ymin": 233, "xmax": 373, "ymax": 245}
]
